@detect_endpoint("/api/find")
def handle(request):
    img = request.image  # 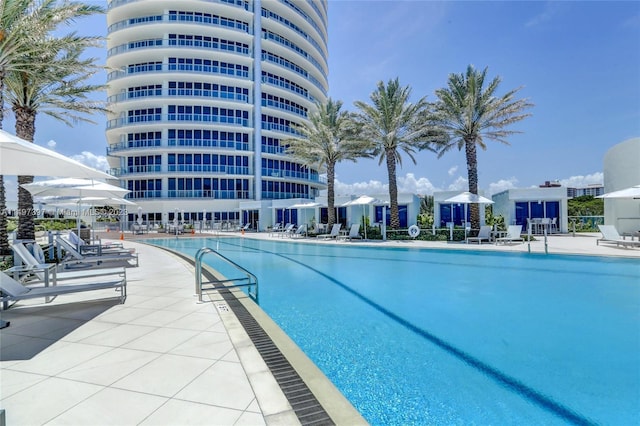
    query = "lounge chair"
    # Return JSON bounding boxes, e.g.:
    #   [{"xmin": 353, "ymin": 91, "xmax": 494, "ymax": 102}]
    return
[
  {"xmin": 55, "ymin": 236, "xmax": 139, "ymax": 267},
  {"xmin": 338, "ymin": 223, "xmax": 363, "ymax": 241},
  {"xmin": 1, "ymin": 271, "xmax": 126, "ymax": 309},
  {"xmin": 316, "ymin": 223, "xmax": 341, "ymax": 239},
  {"xmin": 290, "ymin": 224, "xmax": 307, "ymax": 238},
  {"xmin": 278, "ymin": 223, "xmax": 295, "ymax": 238},
  {"xmin": 64, "ymin": 231, "xmax": 125, "ymax": 255},
  {"xmin": 597, "ymin": 225, "xmax": 640, "ymax": 248},
  {"xmin": 10, "ymin": 242, "xmax": 127, "ymax": 285},
  {"xmin": 495, "ymin": 225, "xmax": 524, "ymax": 245},
  {"xmin": 466, "ymin": 225, "xmax": 492, "ymax": 244}
]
